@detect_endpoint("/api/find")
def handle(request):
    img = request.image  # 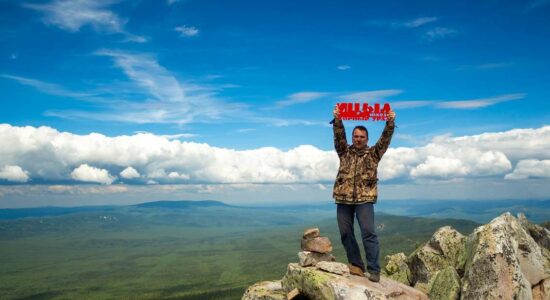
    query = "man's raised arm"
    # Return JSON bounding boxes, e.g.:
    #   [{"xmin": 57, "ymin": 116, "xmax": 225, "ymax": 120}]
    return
[
  {"xmin": 332, "ymin": 105, "xmax": 348, "ymax": 157},
  {"xmin": 373, "ymin": 111, "xmax": 396, "ymax": 161}
]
